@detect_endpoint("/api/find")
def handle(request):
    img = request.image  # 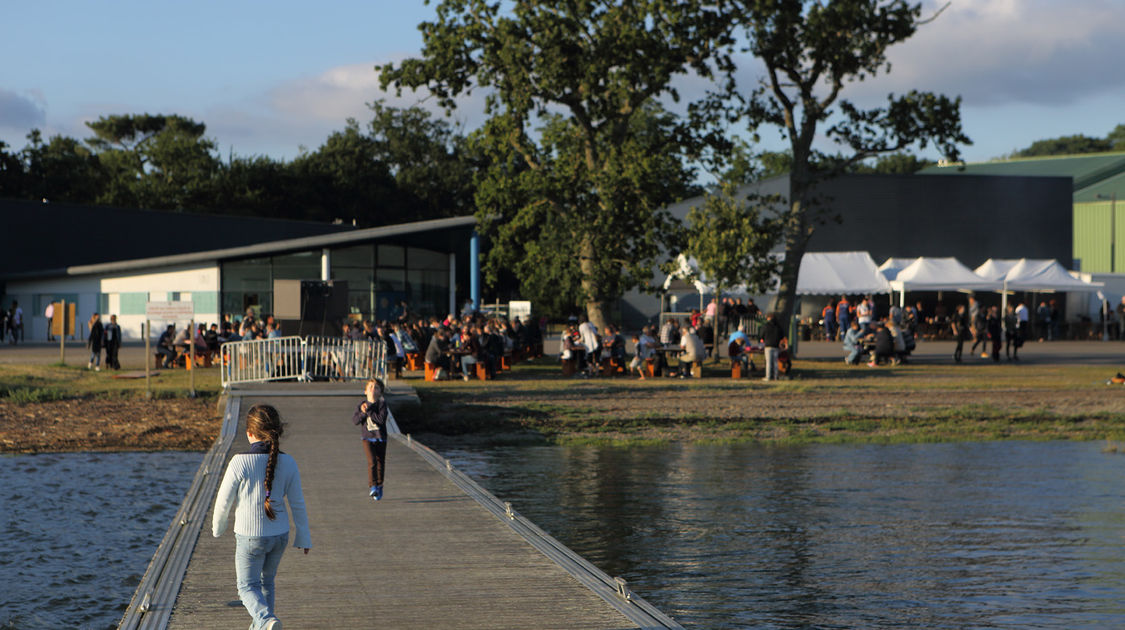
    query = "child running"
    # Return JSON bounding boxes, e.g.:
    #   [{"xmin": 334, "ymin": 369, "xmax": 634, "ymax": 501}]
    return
[
  {"xmin": 352, "ymin": 378, "xmax": 389, "ymax": 501},
  {"xmin": 212, "ymin": 404, "xmax": 311, "ymax": 630}
]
